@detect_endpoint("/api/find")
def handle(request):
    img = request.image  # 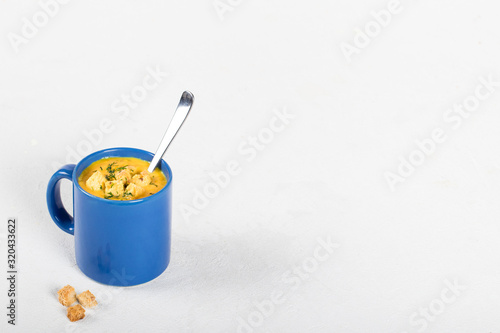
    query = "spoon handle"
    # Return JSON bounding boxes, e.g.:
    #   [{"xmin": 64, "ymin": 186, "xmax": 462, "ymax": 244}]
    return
[{"xmin": 148, "ymin": 91, "xmax": 194, "ymax": 173}]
